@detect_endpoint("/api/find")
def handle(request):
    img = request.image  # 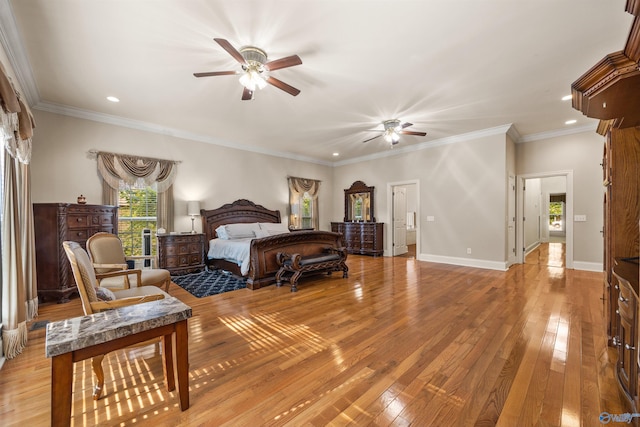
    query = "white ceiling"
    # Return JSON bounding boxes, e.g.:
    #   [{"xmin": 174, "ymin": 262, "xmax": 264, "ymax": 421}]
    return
[{"xmin": 1, "ymin": 0, "xmax": 634, "ymax": 164}]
